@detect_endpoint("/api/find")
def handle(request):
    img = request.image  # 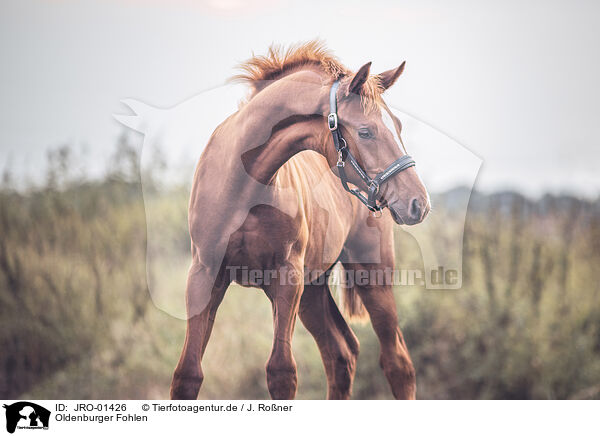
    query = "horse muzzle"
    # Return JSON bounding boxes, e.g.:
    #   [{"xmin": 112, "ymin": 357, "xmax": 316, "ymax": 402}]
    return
[{"xmin": 388, "ymin": 196, "xmax": 430, "ymax": 225}]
